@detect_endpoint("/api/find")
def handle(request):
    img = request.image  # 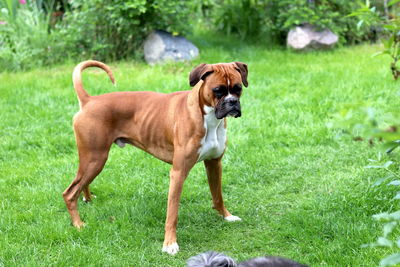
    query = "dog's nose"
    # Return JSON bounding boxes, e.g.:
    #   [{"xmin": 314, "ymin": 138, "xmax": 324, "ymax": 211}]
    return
[{"xmin": 226, "ymin": 97, "xmax": 238, "ymax": 105}]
